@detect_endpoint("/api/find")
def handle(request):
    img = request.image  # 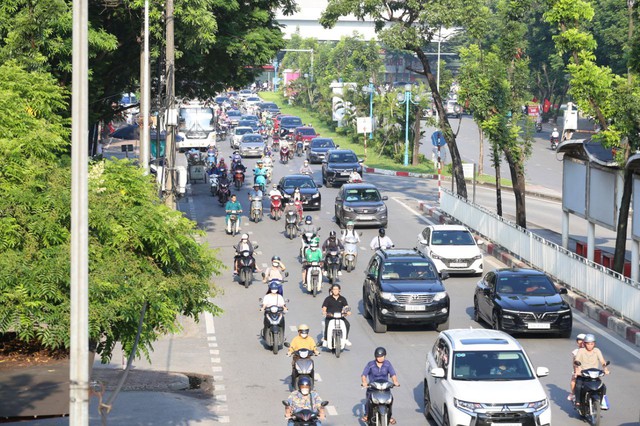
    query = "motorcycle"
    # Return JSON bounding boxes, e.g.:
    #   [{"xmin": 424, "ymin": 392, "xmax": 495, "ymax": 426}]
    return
[
  {"xmin": 296, "ymin": 141, "xmax": 304, "ymax": 157},
  {"xmin": 285, "ymin": 211, "xmax": 299, "ymax": 239},
  {"xmin": 233, "ymin": 169, "xmax": 245, "ymax": 190},
  {"xmin": 550, "ymin": 136, "xmax": 559, "ymax": 150},
  {"xmin": 237, "ymin": 248, "xmax": 257, "ymax": 288},
  {"xmin": 305, "ymin": 261, "xmax": 323, "ymax": 297},
  {"xmin": 271, "ymin": 195, "xmax": 283, "ymax": 220},
  {"xmin": 260, "ymin": 303, "xmax": 286, "ymax": 354},
  {"xmin": 300, "ymin": 229, "xmax": 321, "ymax": 259},
  {"xmin": 285, "ymin": 346, "xmax": 317, "ymax": 391},
  {"xmin": 282, "ymin": 400, "xmax": 328, "ymax": 426},
  {"xmin": 535, "ymin": 122, "xmax": 543, "ymax": 132},
  {"xmin": 226, "ymin": 210, "xmax": 240, "ymax": 236},
  {"xmin": 218, "ymin": 181, "xmax": 231, "ymax": 205},
  {"xmin": 272, "ymin": 136, "xmax": 280, "ymax": 150},
  {"xmin": 254, "ymin": 174, "xmax": 267, "ymax": 193},
  {"xmin": 280, "ymin": 146, "xmax": 290, "ymax": 164},
  {"xmin": 342, "ymin": 235, "xmax": 361, "ymax": 273},
  {"xmin": 364, "ymin": 380, "xmax": 395, "ymax": 426},
  {"xmin": 250, "ymin": 195, "xmax": 263, "ymax": 222},
  {"xmin": 324, "ymin": 249, "xmax": 341, "ymax": 284},
  {"xmin": 574, "ymin": 361, "xmax": 610, "ymax": 426},
  {"xmin": 325, "ymin": 308, "xmax": 349, "ymax": 358},
  {"xmin": 209, "ymin": 174, "xmax": 219, "ymax": 196}
]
